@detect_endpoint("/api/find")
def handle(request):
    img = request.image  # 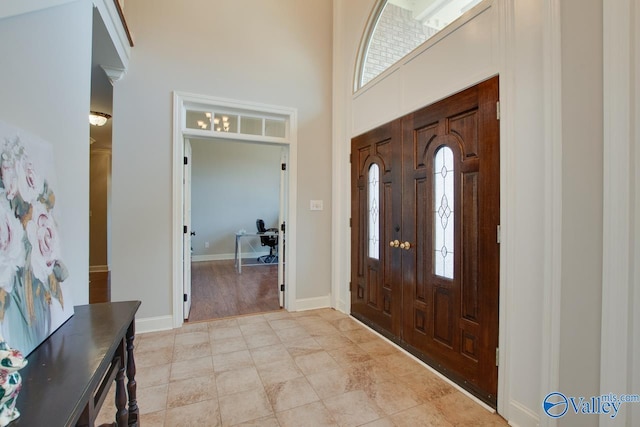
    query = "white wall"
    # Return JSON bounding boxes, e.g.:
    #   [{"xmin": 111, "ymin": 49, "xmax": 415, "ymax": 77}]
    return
[
  {"xmin": 559, "ymin": 1, "xmax": 603, "ymax": 426},
  {"xmin": 506, "ymin": 1, "xmax": 546, "ymax": 421},
  {"xmin": 0, "ymin": 0, "xmax": 77, "ymax": 19},
  {"xmin": 190, "ymin": 139, "xmax": 280, "ymax": 259},
  {"xmin": 331, "ymin": 0, "xmax": 374, "ymax": 313},
  {"xmin": 112, "ymin": 0, "xmax": 333, "ymax": 318},
  {"xmin": 0, "ymin": 1, "xmax": 93, "ymax": 305},
  {"xmin": 600, "ymin": 1, "xmax": 640, "ymax": 426}
]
